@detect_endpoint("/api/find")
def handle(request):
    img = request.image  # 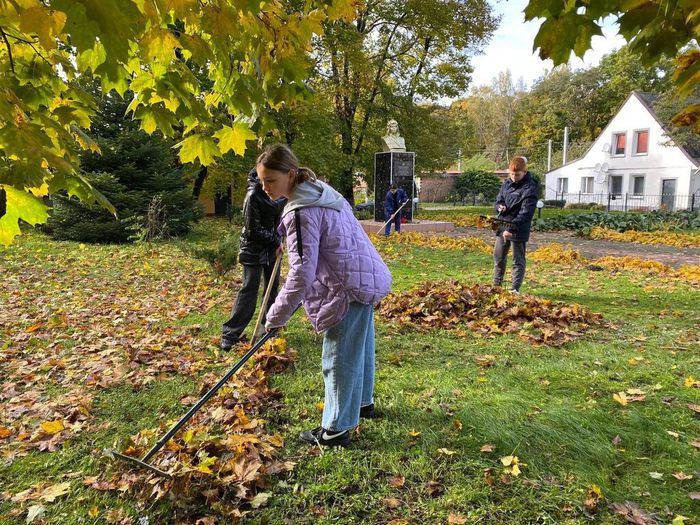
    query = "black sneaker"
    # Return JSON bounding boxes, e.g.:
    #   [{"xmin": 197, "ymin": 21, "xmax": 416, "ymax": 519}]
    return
[
  {"xmin": 360, "ymin": 403, "xmax": 380, "ymax": 419},
  {"xmin": 298, "ymin": 426, "xmax": 350, "ymax": 447},
  {"xmin": 219, "ymin": 337, "xmax": 237, "ymax": 352}
]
